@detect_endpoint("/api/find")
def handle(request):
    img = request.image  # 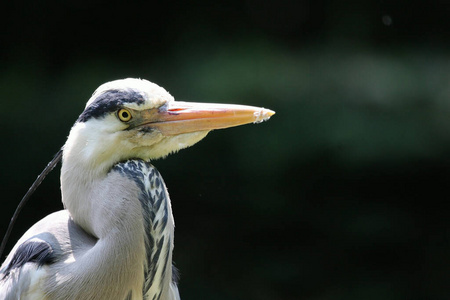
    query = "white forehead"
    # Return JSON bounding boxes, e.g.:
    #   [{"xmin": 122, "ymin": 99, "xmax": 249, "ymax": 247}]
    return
[{"xmin": 86, "ymin": 78, "xmax": 174, "ymax": 109}]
